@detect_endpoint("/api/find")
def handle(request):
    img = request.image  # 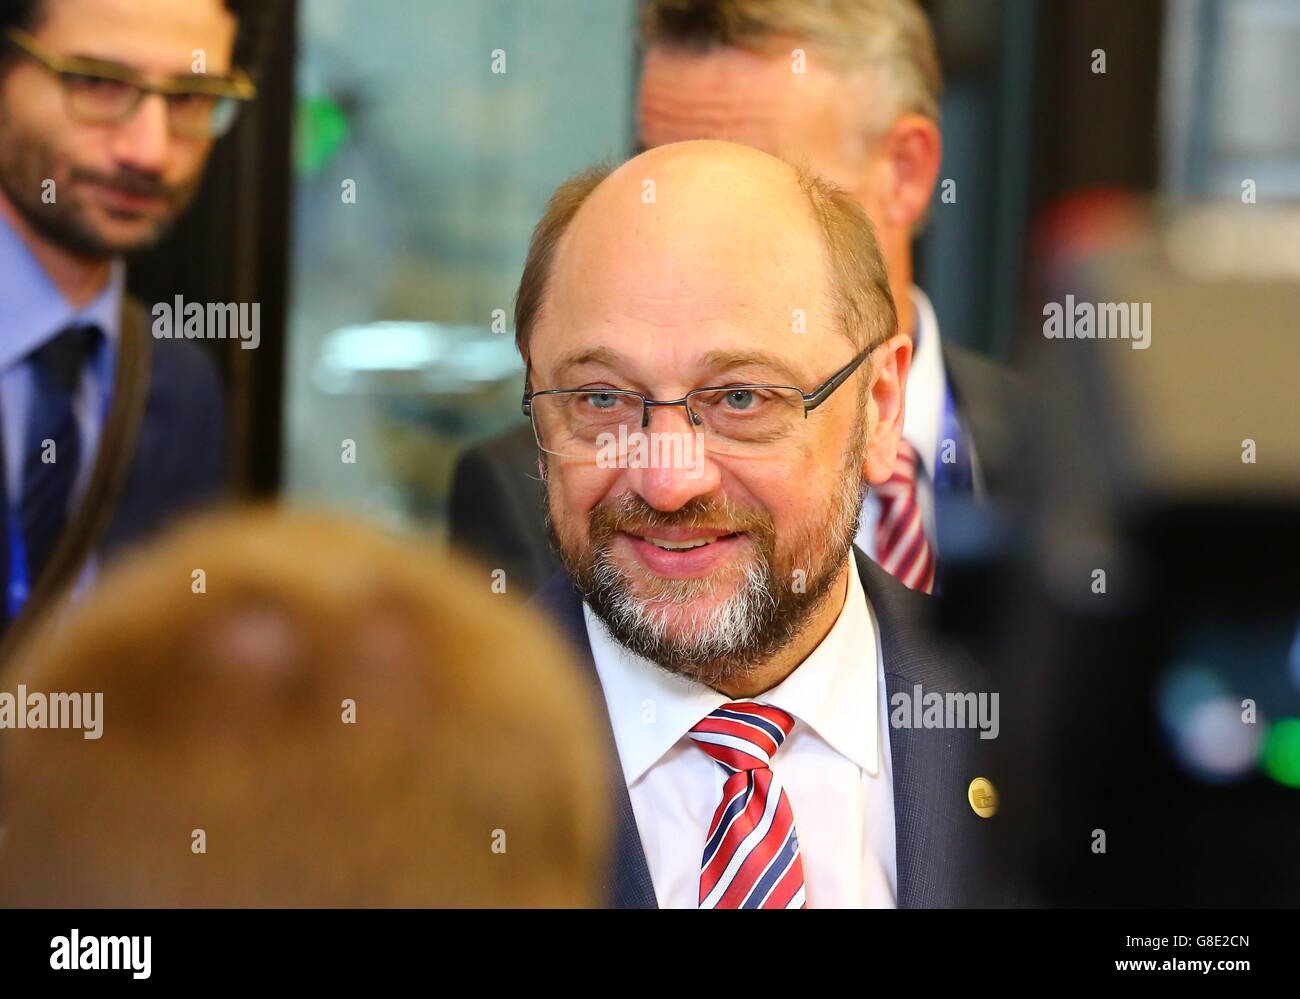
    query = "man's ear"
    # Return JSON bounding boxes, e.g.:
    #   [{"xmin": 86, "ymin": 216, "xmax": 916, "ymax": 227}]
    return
[
  {"xmin": 876, "ymin": 113, "xmax": 942, "ymax": 230},
  {"xmin": 862, "ymin": 332, "xmax": 913, "ymax": 485}
]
